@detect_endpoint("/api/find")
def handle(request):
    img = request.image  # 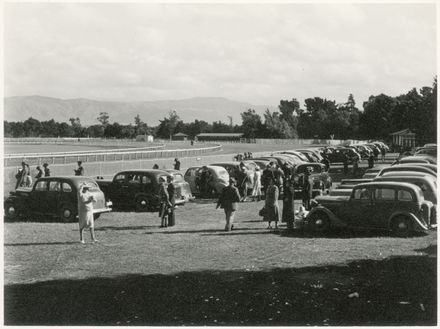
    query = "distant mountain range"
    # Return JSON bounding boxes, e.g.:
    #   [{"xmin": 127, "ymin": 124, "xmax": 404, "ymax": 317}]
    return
[{"xmin": 4, "ymin": 95, "xmax": 276, "ymax": 126}]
